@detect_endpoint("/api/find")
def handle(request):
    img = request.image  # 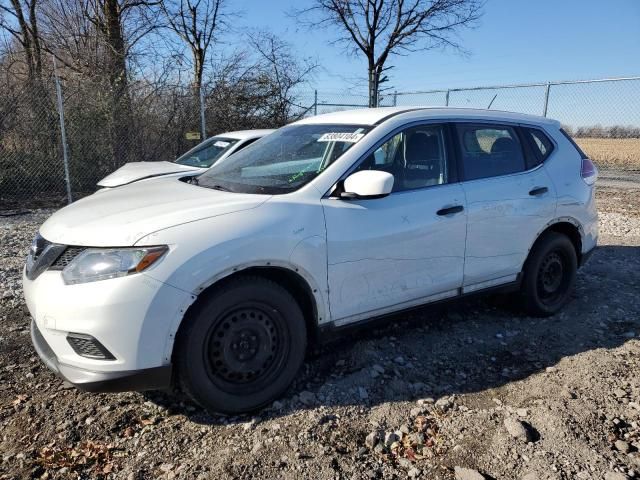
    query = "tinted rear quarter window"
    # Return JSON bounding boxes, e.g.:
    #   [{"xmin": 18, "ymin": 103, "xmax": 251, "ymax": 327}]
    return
[
  {"xmin": 560, "ymin": 128, "xmax": 589, "ymax": 159},
  {"xmin": 456, "ymin": 124, "xmax": 526, "ymax": 181}
]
